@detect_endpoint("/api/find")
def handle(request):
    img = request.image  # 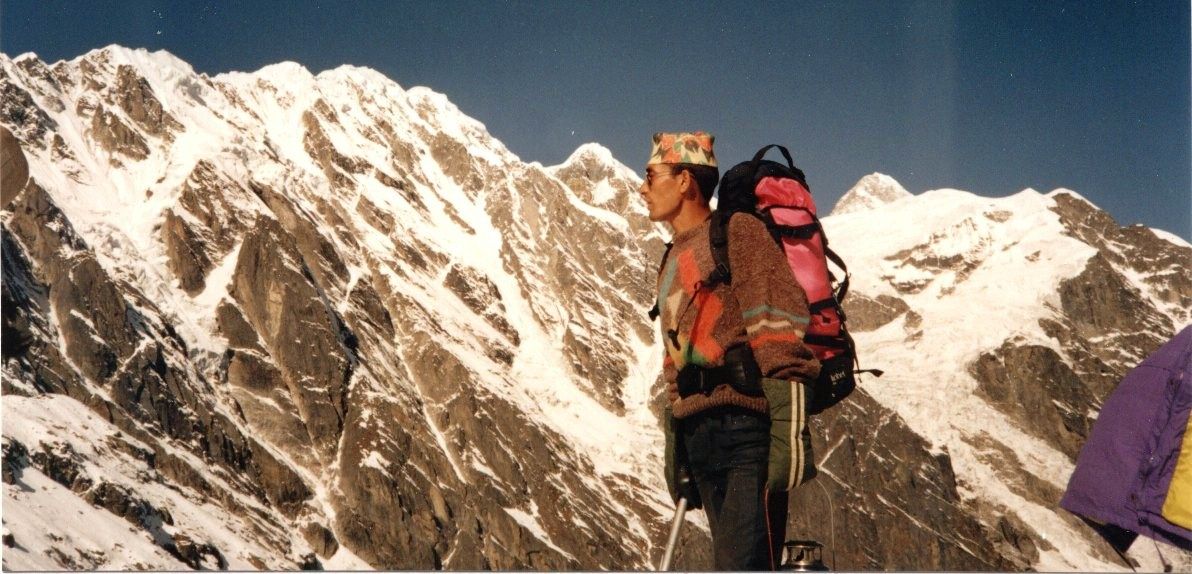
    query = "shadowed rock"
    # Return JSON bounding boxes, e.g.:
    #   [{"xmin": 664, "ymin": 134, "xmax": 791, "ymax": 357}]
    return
[
  {"xmin": 113, "ymin": 65, "xmax": 184, "ymax": 141},
  {"xmin": 970, "ymin": 343, "xmax": 1096, "ymax": 460},
  {"xmin": 1, "ymin": 126, "xmax": 29, "ymax": 207},
  {"xmin": 89, "ymin": 104, "xmax": 149, "ymax": 161},
  {"xmin": 229, "ymin": 218, "xmax": 351, "ymax": 461},
  {"xmin": 843, "ymin": 292, "xmax": 909, "ymax": 332}
]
